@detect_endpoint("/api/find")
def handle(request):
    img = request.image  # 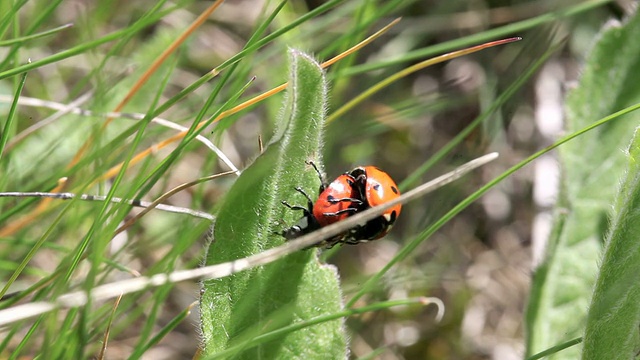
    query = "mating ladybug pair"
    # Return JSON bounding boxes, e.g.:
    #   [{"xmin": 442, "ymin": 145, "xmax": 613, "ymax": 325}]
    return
[{"xmin": 281, "ymin": 162, "xmax": 402, "ymax": 248}]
